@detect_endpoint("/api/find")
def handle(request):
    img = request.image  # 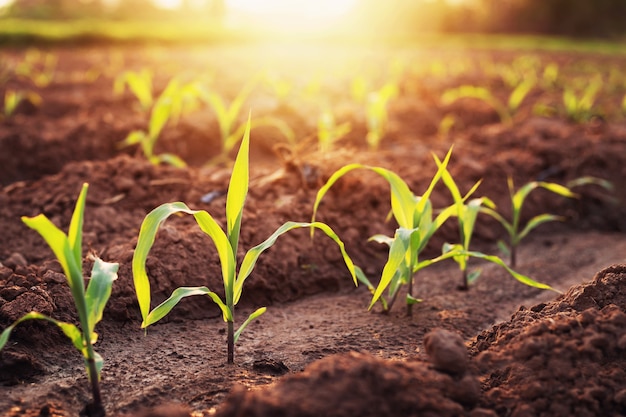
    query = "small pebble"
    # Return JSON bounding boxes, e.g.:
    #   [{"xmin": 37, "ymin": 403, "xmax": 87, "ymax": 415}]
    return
[{"xmin": 423, "ymin": 328, "xmax": 468, "ymax": 376}]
